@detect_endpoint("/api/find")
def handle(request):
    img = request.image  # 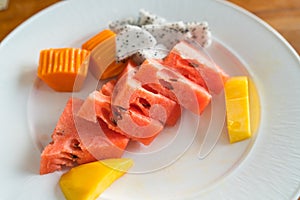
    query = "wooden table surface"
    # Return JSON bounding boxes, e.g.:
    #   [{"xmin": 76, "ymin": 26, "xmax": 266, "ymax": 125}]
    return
[{"xmin": 0, "ymin": 0, "xmax": 300, "ymax": 56}]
